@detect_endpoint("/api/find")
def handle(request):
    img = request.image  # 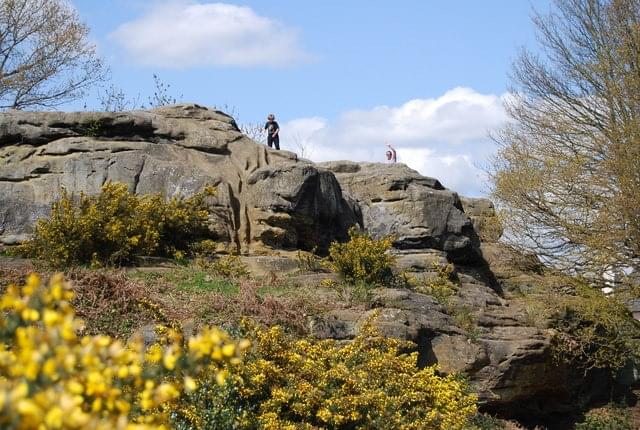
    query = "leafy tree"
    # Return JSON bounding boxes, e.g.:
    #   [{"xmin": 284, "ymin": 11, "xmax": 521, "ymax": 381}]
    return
[
  {"xmin": 491, "ymin": 0, "xmax": 640, "ymax": 285},
  {"xmin": 0, "ymin": 0, "xmax": 106, "ymax": 110}
]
